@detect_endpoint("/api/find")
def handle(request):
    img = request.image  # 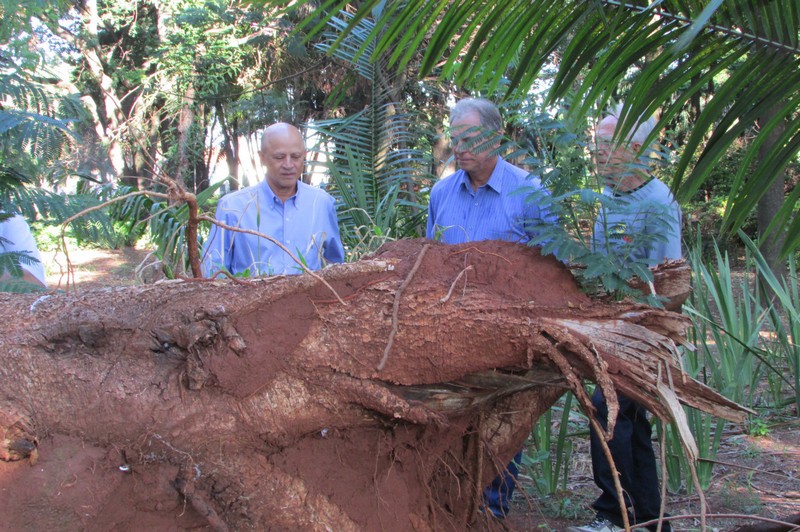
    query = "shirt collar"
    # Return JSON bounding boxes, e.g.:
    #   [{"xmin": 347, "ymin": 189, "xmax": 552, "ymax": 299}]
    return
[
  {"xmin": 260, "ymin": 179, "xmax": 301, "ymax": 206},
  {"xmin": 608, "ymin": 176, "xmax": 654, "ymax": 197}
]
